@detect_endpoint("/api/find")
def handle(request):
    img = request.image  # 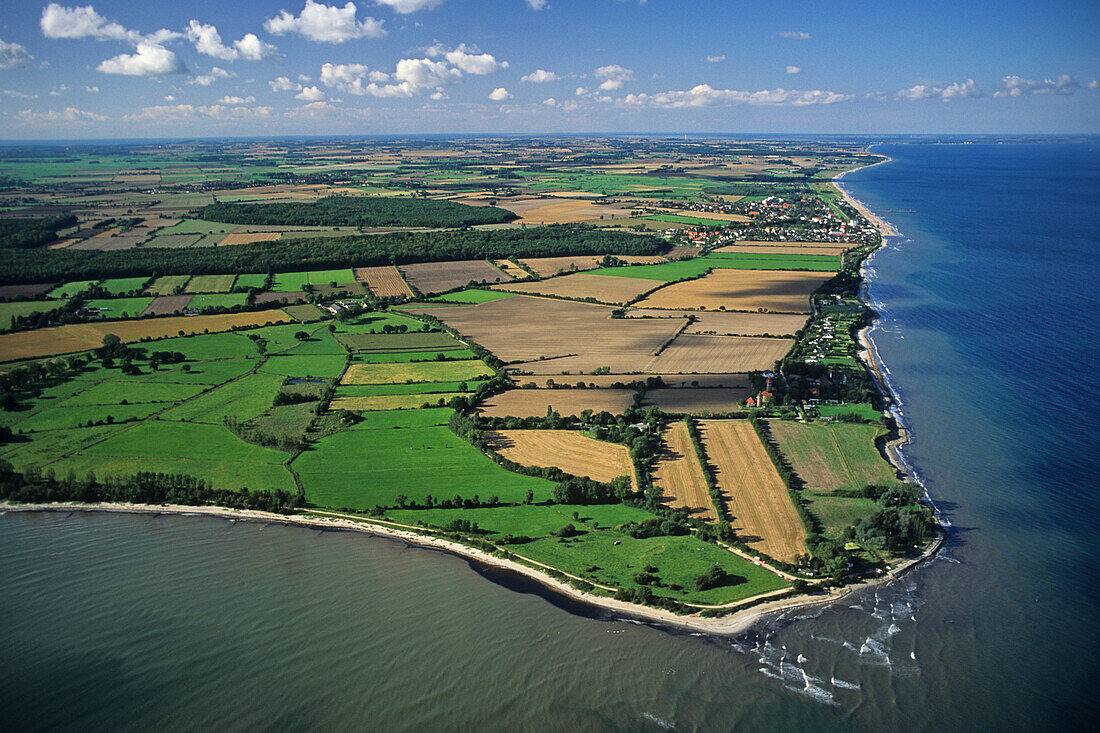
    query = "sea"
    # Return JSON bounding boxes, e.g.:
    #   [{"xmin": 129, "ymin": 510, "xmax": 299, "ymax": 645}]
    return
[{"xmin": 2, "ymin": 140, "xmax": 1097, "ymax": 732}]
